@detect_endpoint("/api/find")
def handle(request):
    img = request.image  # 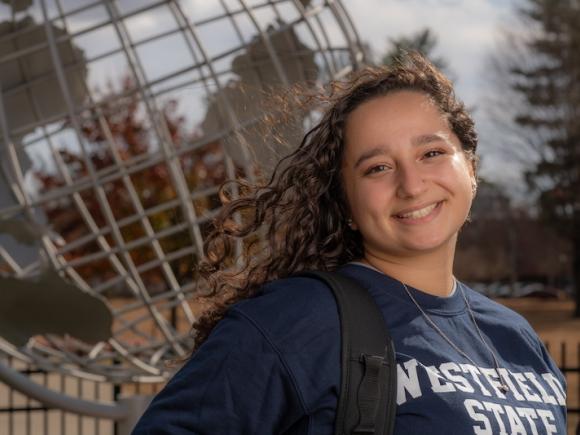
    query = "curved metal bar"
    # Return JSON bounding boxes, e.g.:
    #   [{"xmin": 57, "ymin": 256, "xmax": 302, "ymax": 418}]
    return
[
  {"xmin": 100, "ymin": 3, "xmax": 208, "ymax": 343},
  {"xmin": 168, "ymin": 0, "xmax": 255, "ymax": 261},
  {"xmin": 169, "ymin": 0, "xmax": 257, "ymax": 172},
  {"xmin": 40, "ymin": 0, "xmax": 186, "ymax": 361},
  {"xmin": 0, "ymin": 246, "xmax": 22, "ymax": 275},
  {"xmin": 291, "ymin": 0, "xmax": 334, "ymax": 77},
  {"xmin": 48, "ymin": 0, "xmax": 188, "ymax": 358},
  {"xmin": 237, "ymin": 0, "xmax": 290, "ymax": 86},
  {"xmin": 52, "ymin": 0, "xmax": 193, "ymax": 329},
  {"xmin": 108, "ymin": 338, "xmax": 162, "ymax": 376},
  {"xmin": 0, "ymin": 360, "xmax": 128, "ymax": 420},
  {"xmin": 325, "ymin": 0, "xmax": 363, "ymax": 69},
  {"xmin": 0, "ymin": 10, "xmax": 124, "ymax": 304},
  {"xmin": 37, "ymin": 3, "xmax": 147, "ymax": 297},
  {"xmin": 0, "ymin": 47, "xmax": 79, "ymax": 300},
  {"xmin": 256, "ymin": 0, "xmax": 309, "ymax": 83},
  {"xmin": 333, "ymin": 0, "xmax": 365, "ymax": 64},
  {"xmin": 104, "ymin": 0, "xmax": 205, "ymax": 258}
]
